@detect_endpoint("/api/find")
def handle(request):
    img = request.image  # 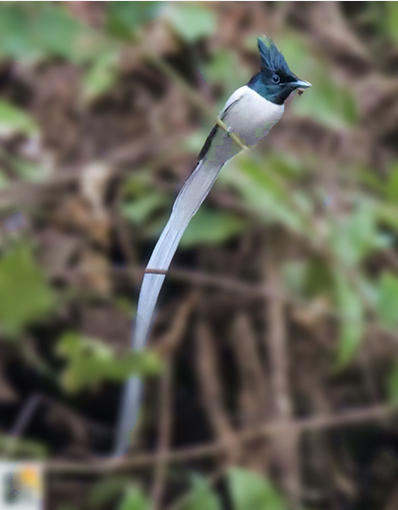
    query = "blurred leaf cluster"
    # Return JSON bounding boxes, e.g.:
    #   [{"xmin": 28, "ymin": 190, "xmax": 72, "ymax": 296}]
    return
[
  {"xmin": 88, "ymin": 467, "xmax": 288, "ymax": 510},
  {"xmin": 56, "ymin": 332, "xmax": 162, "ymax": 393}
]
